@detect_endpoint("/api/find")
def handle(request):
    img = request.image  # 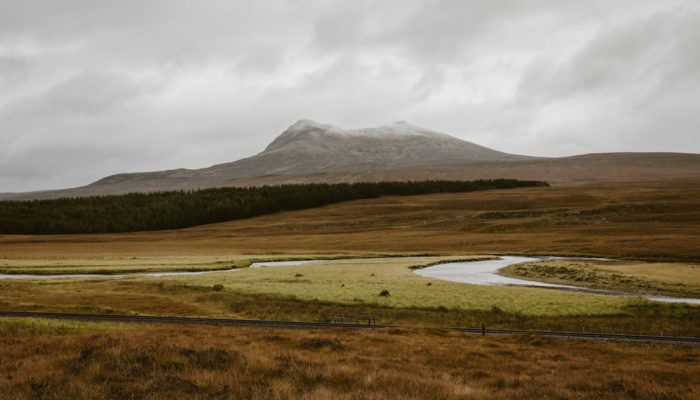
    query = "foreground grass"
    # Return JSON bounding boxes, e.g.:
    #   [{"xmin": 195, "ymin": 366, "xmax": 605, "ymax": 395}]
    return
[
  {"xmin": 1, "ymin": 323, "xmax": 698, "ymax": 399},
  {"xmin": 503, "ymin": 260, "xmax": 700, "ymax": 297}
]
